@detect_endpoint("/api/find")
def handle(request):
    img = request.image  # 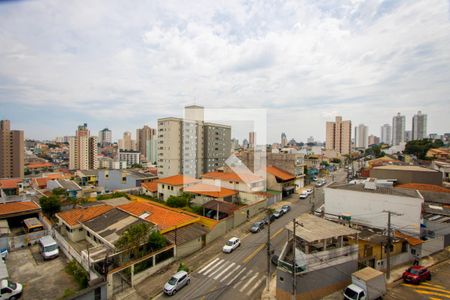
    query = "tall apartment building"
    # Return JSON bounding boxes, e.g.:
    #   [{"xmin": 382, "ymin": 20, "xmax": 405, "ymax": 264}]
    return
[
  {"xmin": 69, "ymin": 123, "xmax": 98, "ymax": 170},
  {"xmin": 136, "ymin": 125, "xmax": 156, "ymax": 161},
  {"xmin": 380, "ymin": 124, "xmax": 392, "ymax": 145},
  {"xmin": 0, "ymin": 120, "xmax": 24, "ymax": 178},
  {"xmin": 157, "ymin": 106, "xmax": 231, "ymax": 178},
  {"xmin": 325, "ymin": 116, "xmax": 352, "ymax": 155},
  {"xmin": 392, "ymin": 112, "xmax": 406, "ymax": 145},
  {"xmin": 368, "ymin": 135, "xmax": 380, "ymax": 146},
  {"xmin": 249, "ymin": 131, "xmax": 256, "ymax": 149},
  {"xmin": 281, "ymin": 132, "xmax": 287, "ymax": 148},
  {"xmin": 118, "ymin": 150, "xmax": 140, "ymax": 167},
  {"xmin": 118, "ymin": 131, "xmax": 135, "ymax": 150},
  {"xmin": 98, "ymin": 128, "xmax": 112, "ymax": 147},
  {"xmin": 412, "ymin": 110, "xmax": 427, "ymax": 141},
  {"xmin": 404, "ymin": 130, "xmax": 412, "ymax": 142},
  {"xmin": 354, "ymin": 124, "xmax": 368, "ymax": 149}
]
